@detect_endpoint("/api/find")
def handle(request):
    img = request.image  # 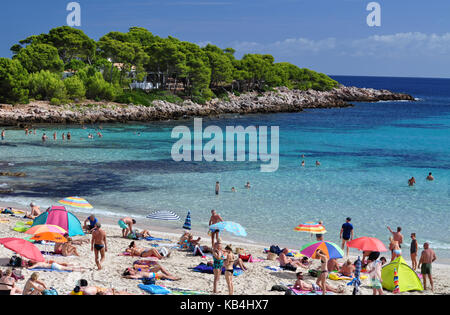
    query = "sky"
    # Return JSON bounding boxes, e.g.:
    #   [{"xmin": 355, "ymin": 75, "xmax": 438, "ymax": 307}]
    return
[{"xmin": 1, "ymin": 0, "xmax": 450, "ymax": 78}]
